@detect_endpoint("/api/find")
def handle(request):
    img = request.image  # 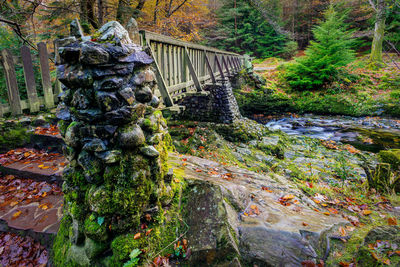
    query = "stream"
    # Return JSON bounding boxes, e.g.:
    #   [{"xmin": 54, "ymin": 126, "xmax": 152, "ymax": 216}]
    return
[{"xmin": 263, "ymin": 114, "xmax": 400, "ymax": 152}]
